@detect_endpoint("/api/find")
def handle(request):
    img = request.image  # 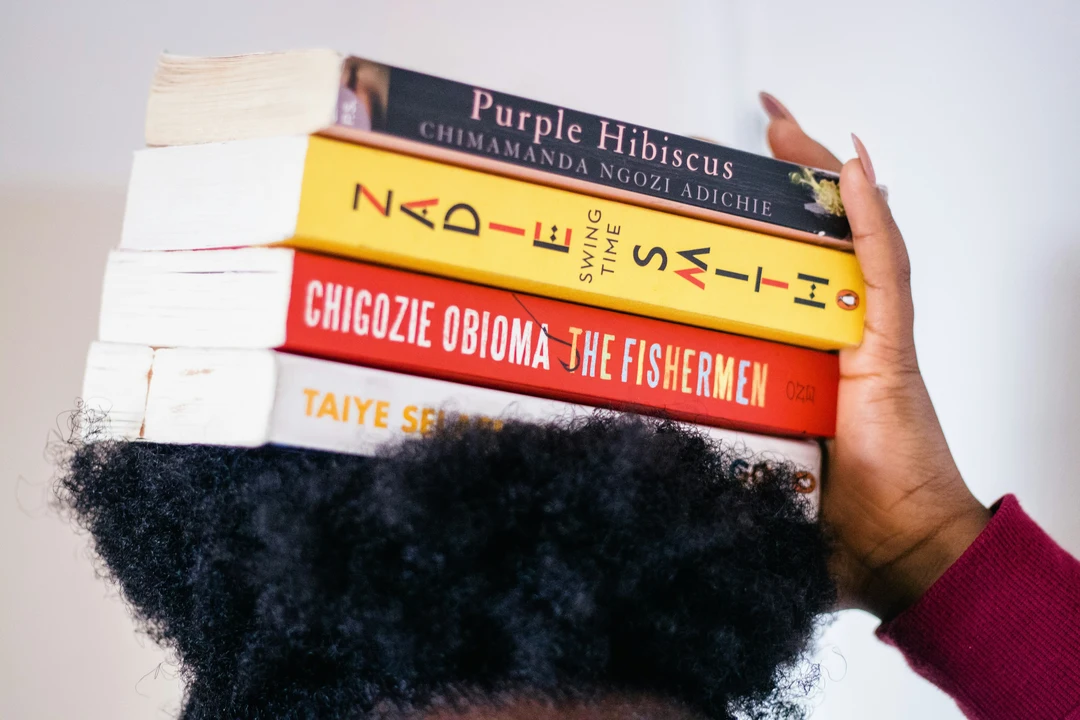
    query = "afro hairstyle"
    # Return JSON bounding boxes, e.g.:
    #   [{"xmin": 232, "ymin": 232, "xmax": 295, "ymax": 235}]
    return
[{"xmin": 55, "ymin": 413, "xmax": 835, "ymax": 719}]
